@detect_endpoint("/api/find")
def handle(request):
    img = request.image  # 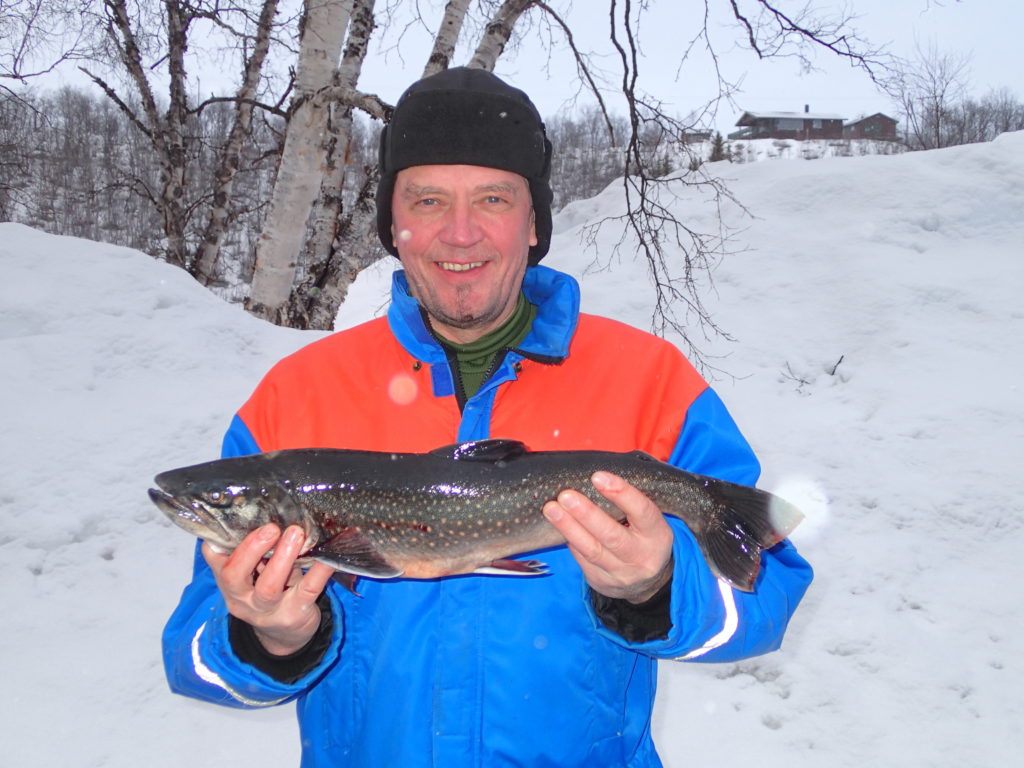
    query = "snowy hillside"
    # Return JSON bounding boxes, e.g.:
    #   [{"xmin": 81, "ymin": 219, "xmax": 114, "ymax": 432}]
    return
[{"xmin": 1, "ymin": 131, "xmax": 1022, "ymax": 767}]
